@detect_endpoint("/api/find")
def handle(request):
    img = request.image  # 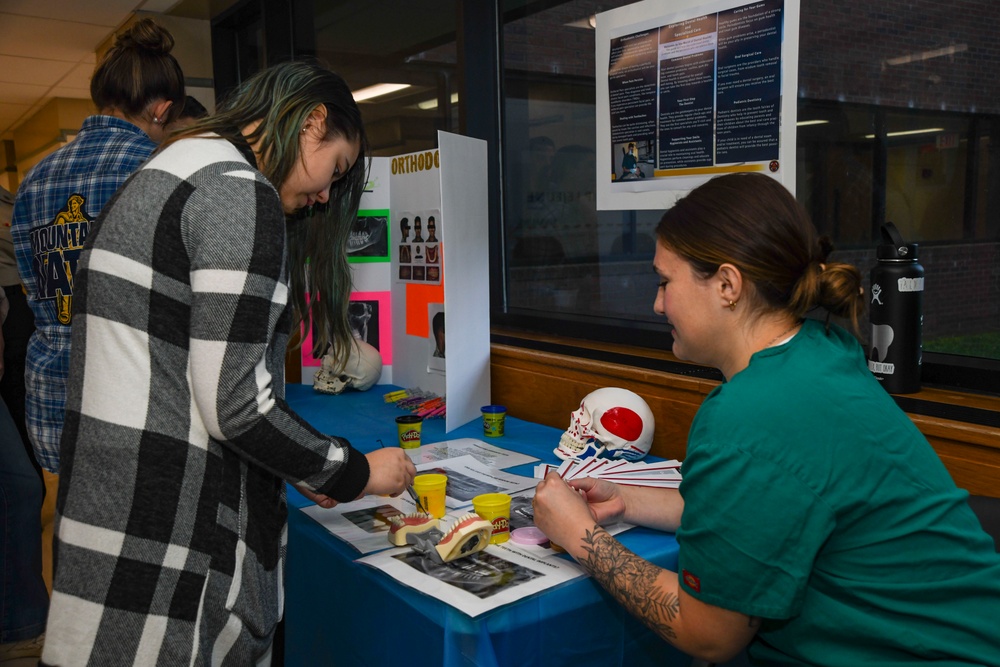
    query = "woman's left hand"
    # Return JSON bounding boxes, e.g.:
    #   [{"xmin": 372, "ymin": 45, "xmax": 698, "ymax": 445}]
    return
[
  {"xmin": 532, "ymin": 472, "xmax": 598, "ymax": 554},
  {"xmin": 296, "ymin": 485, "xmax": 338, "ymax": 509}
]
